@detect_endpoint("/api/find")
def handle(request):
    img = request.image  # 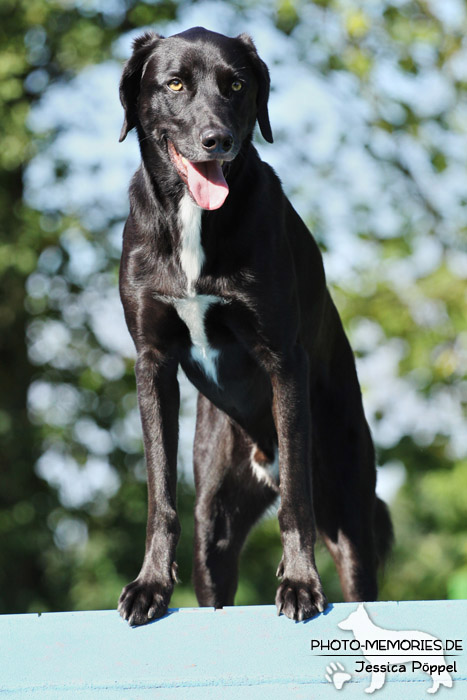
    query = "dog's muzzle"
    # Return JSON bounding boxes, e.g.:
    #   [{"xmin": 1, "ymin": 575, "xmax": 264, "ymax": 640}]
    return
[{"xmin": 167, "ymin": 140, "xmax": 229, "ymax": 210}]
